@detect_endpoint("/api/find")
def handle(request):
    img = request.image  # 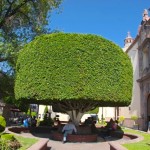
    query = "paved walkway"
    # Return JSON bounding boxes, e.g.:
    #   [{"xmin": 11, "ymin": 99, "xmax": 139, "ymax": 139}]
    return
[
  {"xmin": 20, "ymin": 132, "xmax": 111, "ymax": 150},
  {"xmin": 17, "ymin": 132, "xmax": 132, "ymax": 150},
  {"xmin": 6, "ymin": 128, "xmax": 131, "ymax": 150},
  {"xmin": 48, "ymin": 140, "xmax": 110, "ymax": 150}
]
